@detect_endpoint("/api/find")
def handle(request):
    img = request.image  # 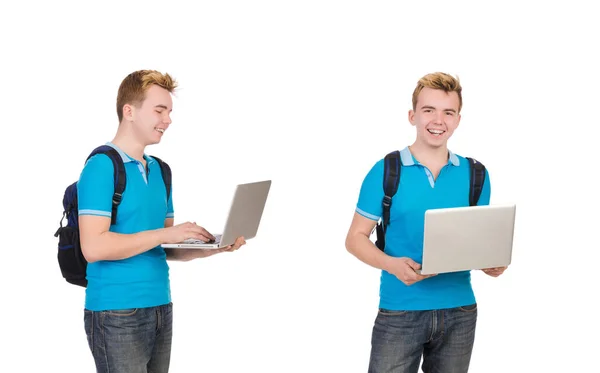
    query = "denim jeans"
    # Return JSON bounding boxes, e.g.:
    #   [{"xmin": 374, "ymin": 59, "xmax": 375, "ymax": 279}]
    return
[
  {"xmin": 84, "ymin": 302, "xmax": 173, "ymax": 373},
  {"xmin": 368, "ymin": 303, "xmax": 477, "ymax": 373}
]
